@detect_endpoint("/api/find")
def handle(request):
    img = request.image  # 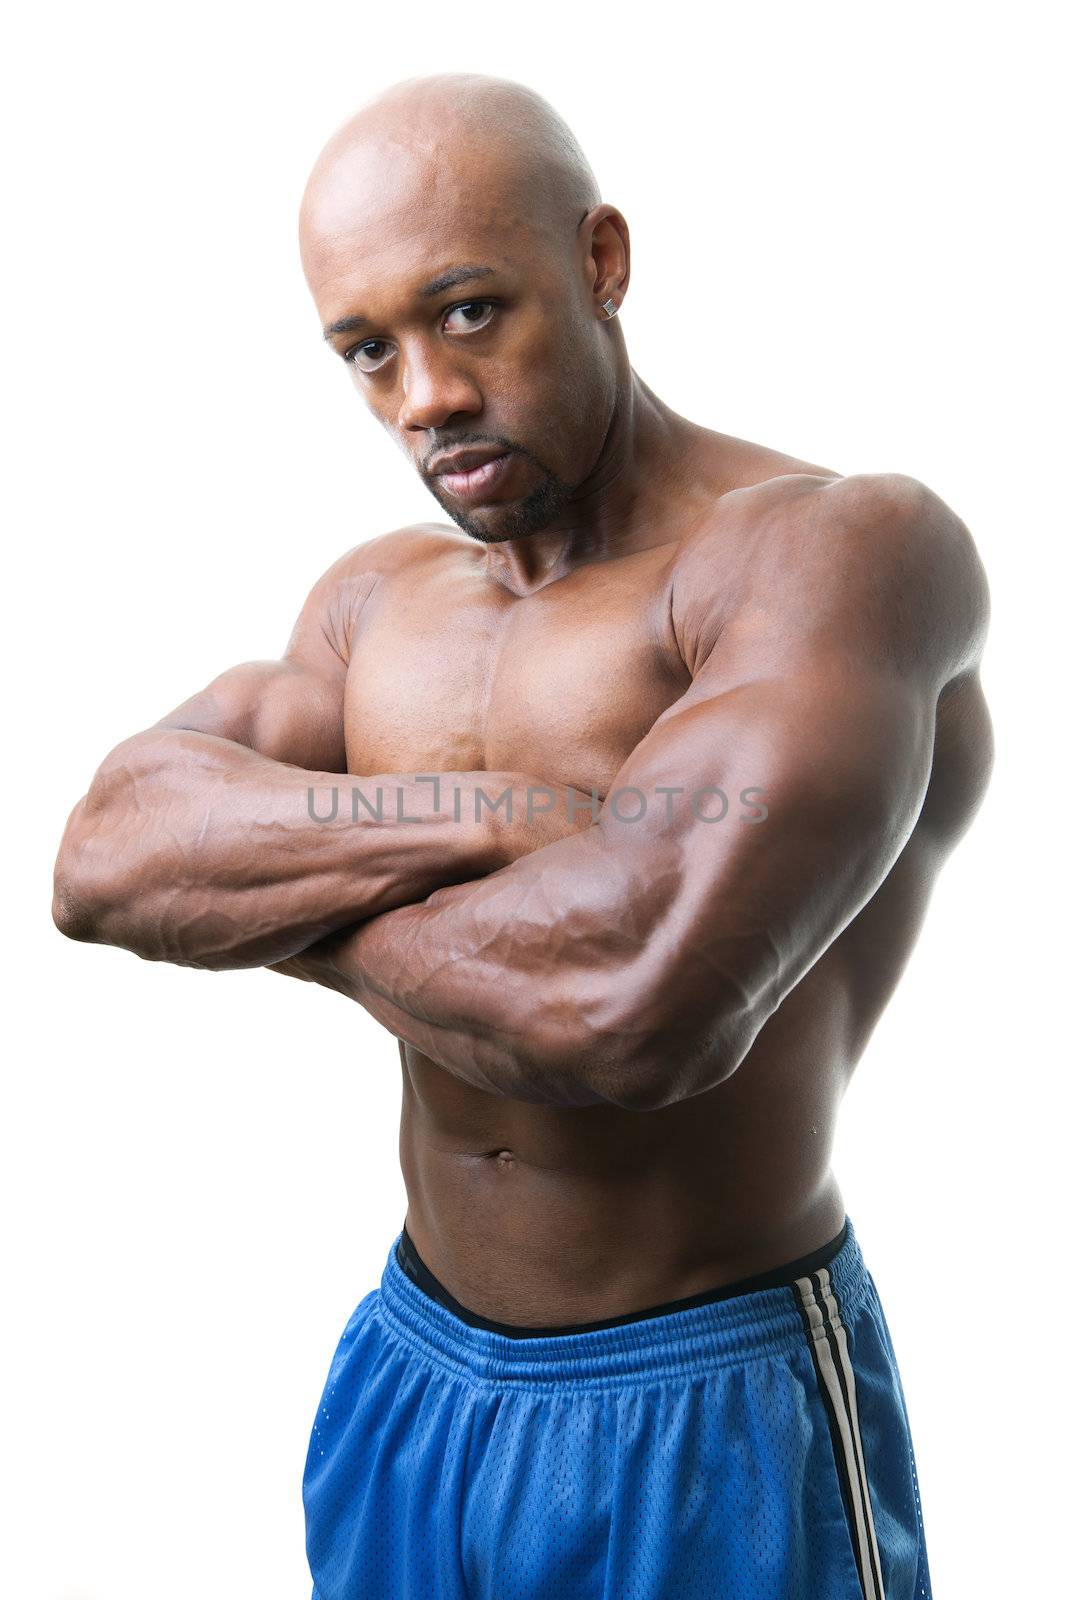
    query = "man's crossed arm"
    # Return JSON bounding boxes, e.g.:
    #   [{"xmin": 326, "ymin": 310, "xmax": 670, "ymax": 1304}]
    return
[
  {"xmin": 266, "ymin": 475, "xmax": 992, "ymax": 1112},
  {"xmin": 54, "ymin": 478, "xmax": 990, "ymax": 1112},
  {"xmin": 52, "ymin": 533, "xmax": 587, "ymax": 971}
]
